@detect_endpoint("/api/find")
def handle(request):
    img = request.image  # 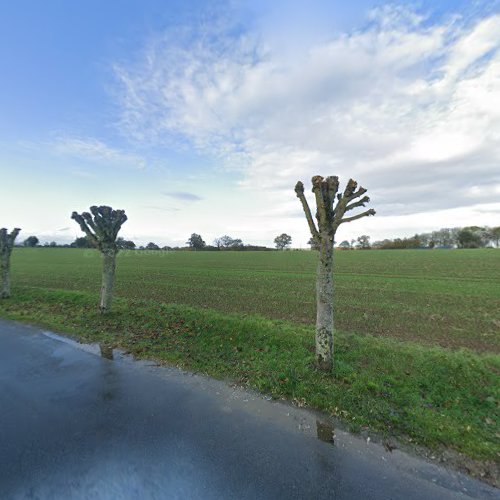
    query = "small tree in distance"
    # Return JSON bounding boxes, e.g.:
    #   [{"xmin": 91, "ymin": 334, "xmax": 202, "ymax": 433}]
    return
[
  {"xmin": 457, "ymin": 228, "xmax": 484, "ymax": 248},
  {"xmin": 0, "ymin": 228, "xmax": 21, "ymax": 298},
  {"xmin": 274, "ymin": 233, "xmax": 292, "ymax": 250},
  {"xmin": 71, "ymin": 206, "xmax": 127, "ymax": 313},
  {"xmin": 187, "ymin": 233, "xmax": 205, "ymax": 250},
  {"xmin": 214, "ymin": 235, "xmax": 243, "ymax": 249},
  {"xmin": 23, "ymin": 236, "xmax": 39, "ymax": 247},
  {"xmin": 71, "ymin": 236, "xmax": 92, "ymax": 248},
  {"xmin": 116, "ymin": 237, "xmax": 136, "ymax": 250},
  {"xmin": 295, "ymin": 176, "xmax": 375, "ymax": 371},
  {"xmin": 356, "ymin": 235, "xmax": 371, "ymax": 249}
]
